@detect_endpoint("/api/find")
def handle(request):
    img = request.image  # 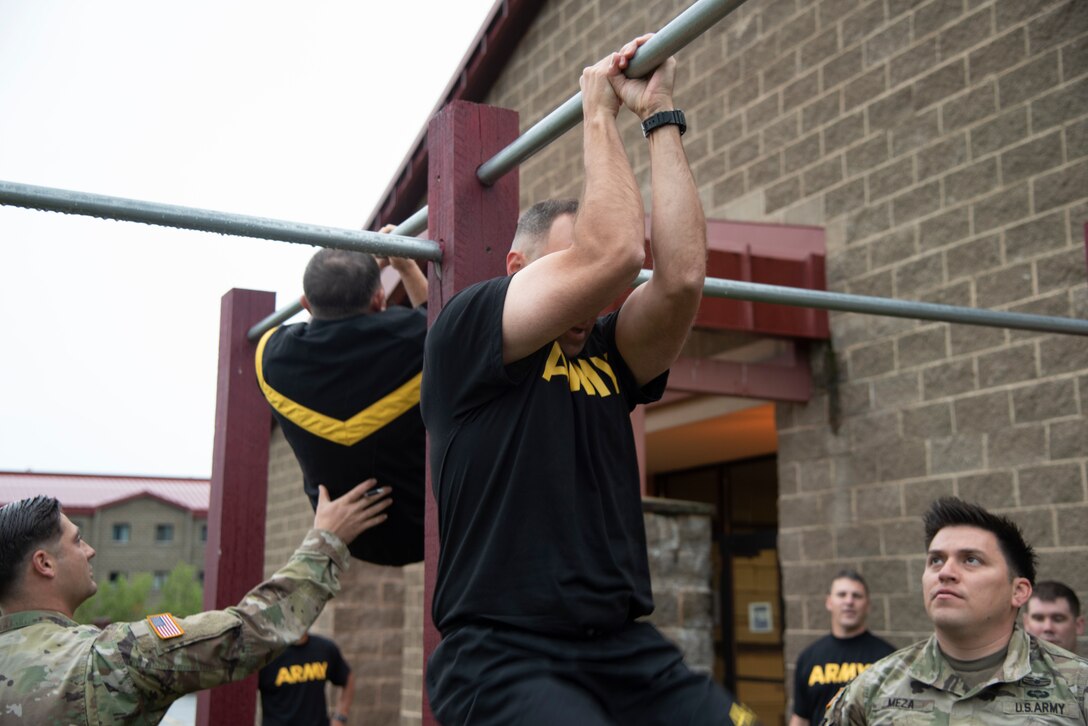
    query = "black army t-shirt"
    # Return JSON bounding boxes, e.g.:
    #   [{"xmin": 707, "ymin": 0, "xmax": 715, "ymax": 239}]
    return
[
  {"xmin": 258, "ymin": 634, "xmax": 350, "ymax": 726},
  {"xmin": 258, "ymin": 306, "xmax": 426, "ymax": 566},
  {"xmin": 793, "ymin": 631, "xmax": 895, "ymax": 724},
  {"xmin": 421, "ymin": 276, "xmax": 668, "ymax": 636}
]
